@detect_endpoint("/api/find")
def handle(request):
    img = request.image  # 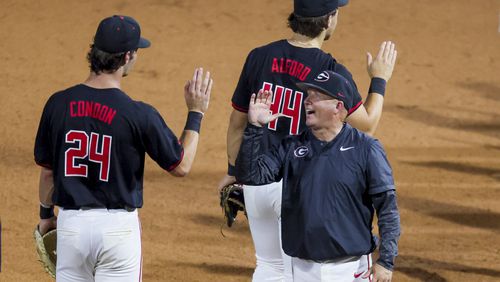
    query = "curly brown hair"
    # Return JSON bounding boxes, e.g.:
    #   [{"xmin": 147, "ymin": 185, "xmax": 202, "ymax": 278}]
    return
[
  {"xmin": 86, "ymin": 44, "xmax": 131, "ymax": 74},
  {"xmin": 287, "ymin": 9, "xmax": 337, "ymax": 38}
]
